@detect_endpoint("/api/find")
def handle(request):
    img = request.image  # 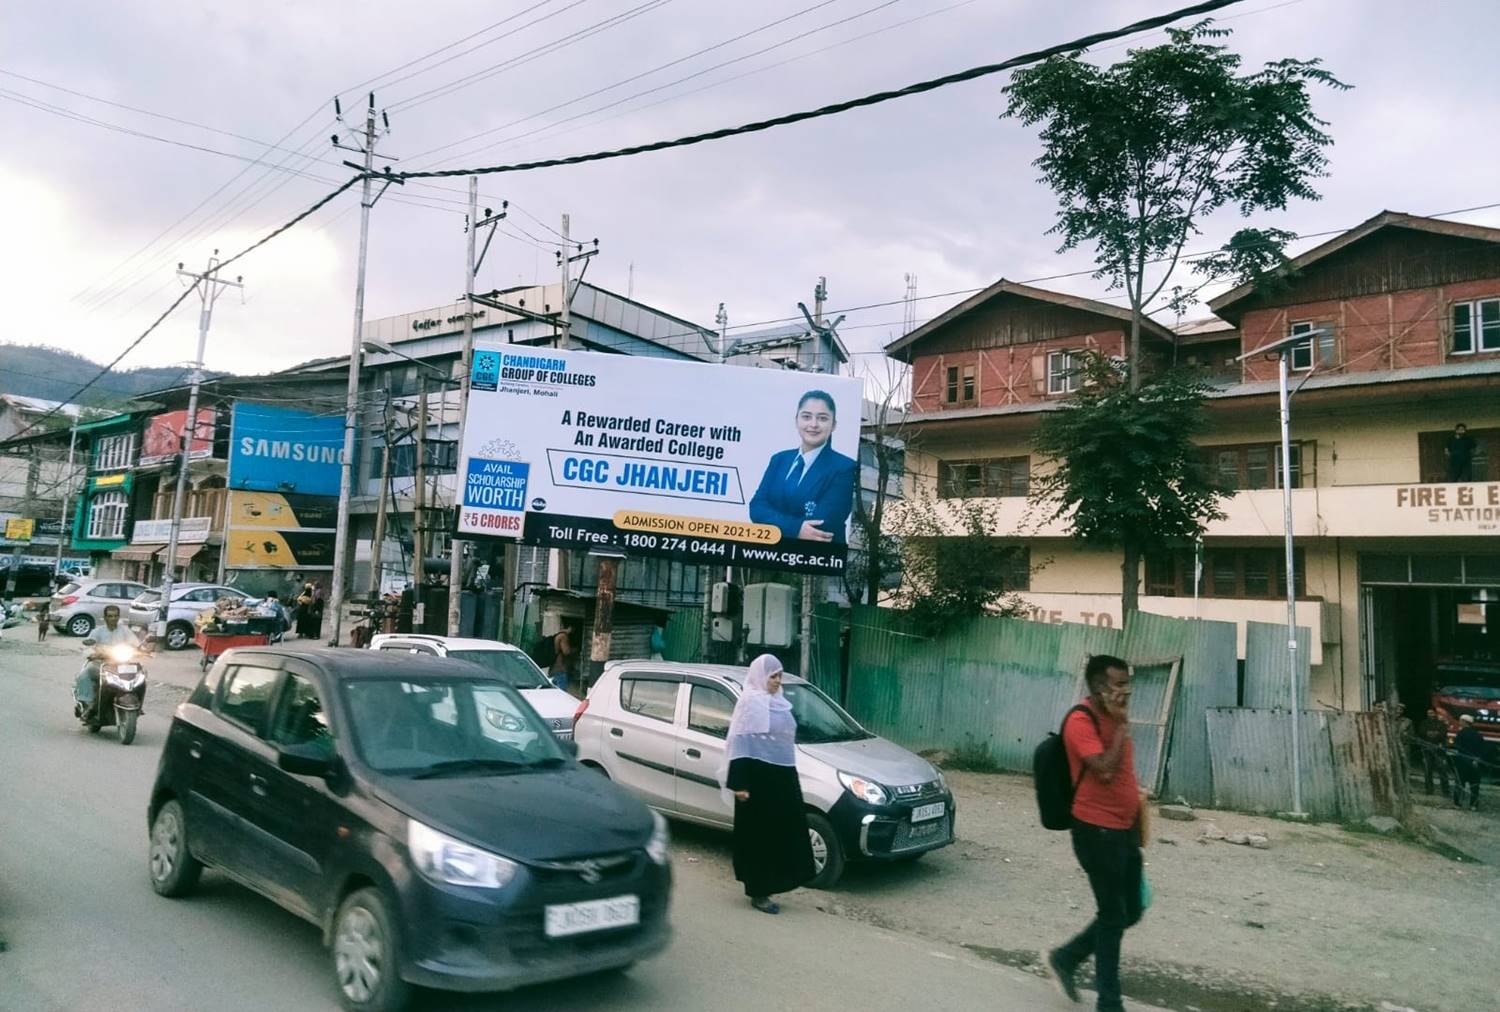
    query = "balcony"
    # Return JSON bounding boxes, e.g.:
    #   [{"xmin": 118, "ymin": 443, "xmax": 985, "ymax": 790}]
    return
[{"xmin": 905, "ymin": 479, "xmax": 1500, "ymax": 540}]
